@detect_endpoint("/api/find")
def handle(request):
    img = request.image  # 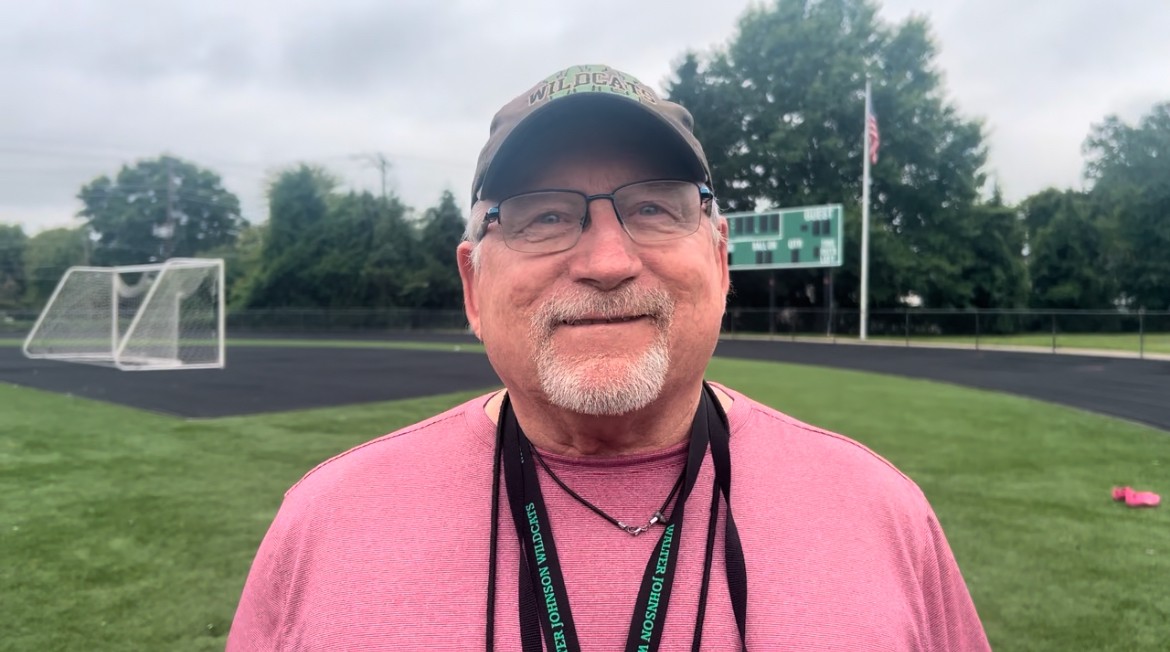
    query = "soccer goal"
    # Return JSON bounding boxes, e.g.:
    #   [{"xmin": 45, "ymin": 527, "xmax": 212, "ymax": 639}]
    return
[{"xmin": 22, "ymin": 258, "xmax": 226, "ymax": 371}]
